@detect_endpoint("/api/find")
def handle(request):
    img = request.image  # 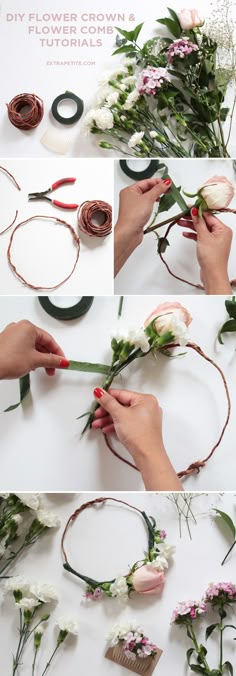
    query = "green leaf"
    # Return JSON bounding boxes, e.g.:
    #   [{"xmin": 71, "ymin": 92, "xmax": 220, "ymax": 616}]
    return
[
  {"xmin": 115, "ymin": 25, "xmax": 136, "ymax": 41},
  {"xmin": 190, "ymin": 667, "xmax": 208, "ymax": 674},
  {"xmin": 214, "ymin": 509, "xmax": 236, "ymax": 539},
  {"xmin": 112, "ymin": 45, "xmax": 137, "ymax": 55},
  {"xmin": 220, "ymin": 107, "xmax": 230, "ymax": 122},
  {"xmin": 158, "ymin": 237, "xmax": 170, "ymax": 254},
  {"xmin": 206, "ymin": 624, "xmax": 218, "ymax": 640},
  {"xmin": 167, "ymin": 7, "xmax": 181, "ymax": 27},
  {"xmin": 218, "ymin": 319, "xmax": 236, "ymax": 344},
  {"xmin": 158, "ymin": 186, "xmax": 181, "ymax": 213},
  {"xmin": 223, "ymin": 661, "xmax": 233, "ymax": 676},
  {"xmin": 156, "ymin": 17, "xmax": 181, "ymax": 38},
  {"xmin": 4, "ymin": 373, "xmax": 30, "ymax": 412},
  {"xmin": 170, "ymin": 182, "xmax": 188, "ymax": 211},
  {"xmin": 225, "ymin": 297, "xmax": 236, "ymax": 320},
  {"xmin": 133, "ymin": 22, "xmax": 144, "ymax": 42},
  {"xmin": 68, "ymin": 361, "xmax": 110, "ymax": 375},
  {"xmin": 187, "ymin": 648, "xmax": 195, "ymax": 665}
]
